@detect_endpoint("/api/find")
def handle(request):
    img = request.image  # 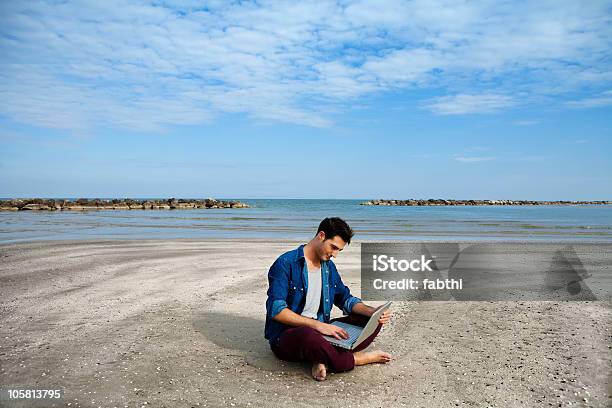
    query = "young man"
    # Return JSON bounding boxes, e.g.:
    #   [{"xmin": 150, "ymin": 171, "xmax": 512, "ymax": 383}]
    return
[{"xmin": 264, "ymin": 217, "xmax": 392, "ymax": 381}]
